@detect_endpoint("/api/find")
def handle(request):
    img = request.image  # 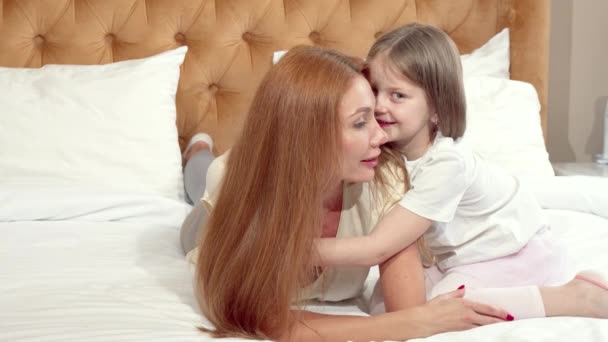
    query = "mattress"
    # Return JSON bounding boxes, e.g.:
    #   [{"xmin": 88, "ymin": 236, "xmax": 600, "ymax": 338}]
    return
[{"xmin": 1, "ymin": 178, "xmax": 607, "ymax": 341}]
